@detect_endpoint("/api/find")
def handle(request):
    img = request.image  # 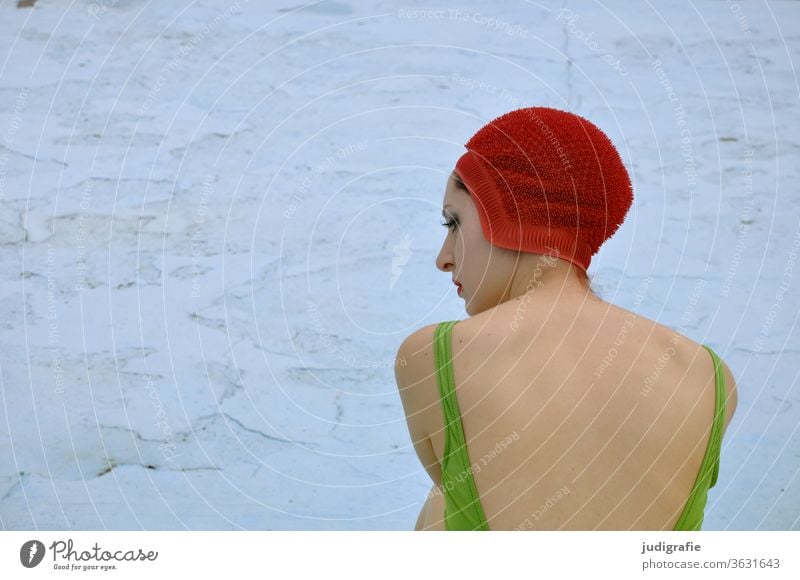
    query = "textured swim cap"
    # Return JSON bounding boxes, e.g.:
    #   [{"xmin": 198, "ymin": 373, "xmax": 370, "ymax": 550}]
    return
[{"xmin": 453, "ymin": 107, "xmax": 633, "ymax": 272}]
